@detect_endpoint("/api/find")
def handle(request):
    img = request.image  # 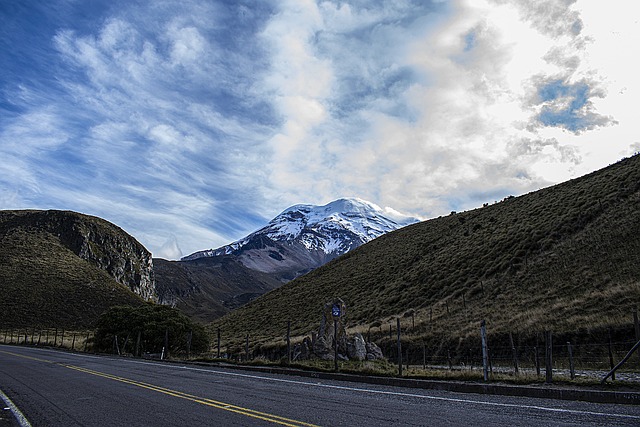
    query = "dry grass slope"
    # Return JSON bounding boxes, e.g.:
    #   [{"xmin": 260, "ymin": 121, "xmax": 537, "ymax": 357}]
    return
[
  {"xmin": 0, "ymin": 211, "xmax": 145, "ymax": 329},
  {"xmin": 211, "ymin": 154, "xmax": 640, "ymax": 351}
]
